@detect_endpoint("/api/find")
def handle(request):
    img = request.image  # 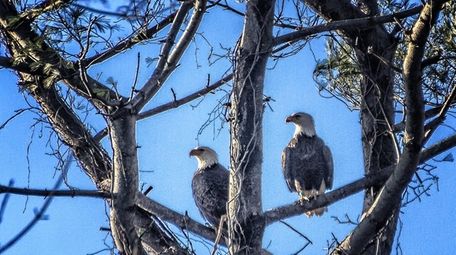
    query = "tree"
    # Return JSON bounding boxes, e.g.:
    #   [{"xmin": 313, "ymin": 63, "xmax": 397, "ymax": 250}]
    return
[{"xmin": 0, "ymin": 0, "xmax": 455, "ymax": 254}]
